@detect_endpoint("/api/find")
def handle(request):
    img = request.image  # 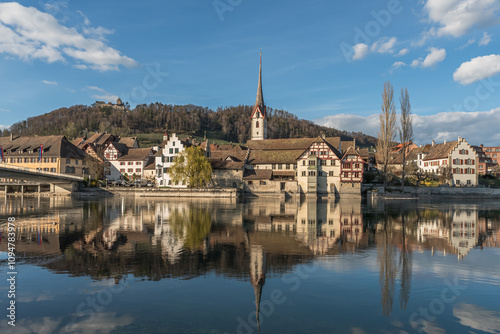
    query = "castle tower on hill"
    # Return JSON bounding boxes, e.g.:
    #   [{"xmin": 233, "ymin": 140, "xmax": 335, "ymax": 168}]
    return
[{"xmin": 250, "ymin": 52, "xmax": 267, "ymax": 141}]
